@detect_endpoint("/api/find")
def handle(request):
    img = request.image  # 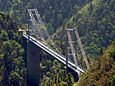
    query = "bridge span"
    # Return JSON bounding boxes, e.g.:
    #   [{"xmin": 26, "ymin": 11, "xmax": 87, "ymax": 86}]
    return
[
  {"xmin": 23, "ymin": 34, "xmax": 84, "ymax": 74},
  {"xmin": 23, "ymin": 34, "xmax": 85, "ymax": 86}
]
